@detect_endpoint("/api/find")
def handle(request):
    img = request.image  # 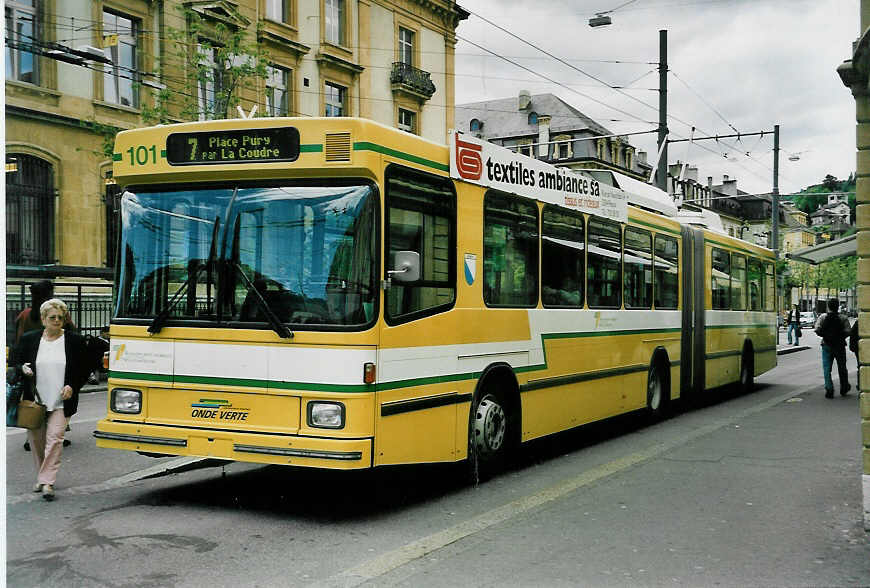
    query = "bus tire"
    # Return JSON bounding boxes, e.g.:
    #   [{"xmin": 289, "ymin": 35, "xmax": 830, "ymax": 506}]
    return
[
  {"xmin": 647, "ymin": 356, "xmax": 669, "ymax": 421},
  {"xmin": 466, "ymin": 368, "xmax": 519, "ymax": 483},
  {"xmin": 739, "ymin": 344, "xmax": 755, "ymax": 394}
]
